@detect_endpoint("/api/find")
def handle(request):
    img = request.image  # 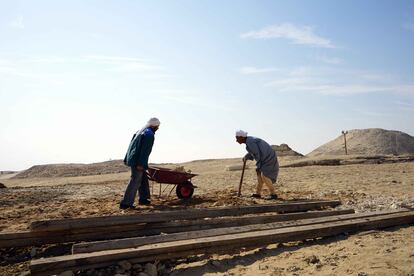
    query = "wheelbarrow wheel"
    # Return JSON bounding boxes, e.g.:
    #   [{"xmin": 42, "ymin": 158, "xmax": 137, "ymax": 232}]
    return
[{"xmin": 176, "ymin": 182, "xmax": 194, "ymax": 199}]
